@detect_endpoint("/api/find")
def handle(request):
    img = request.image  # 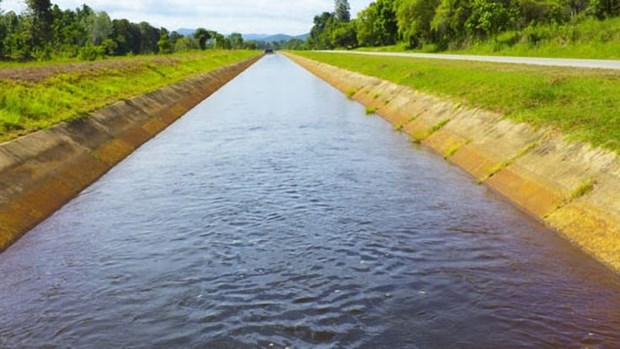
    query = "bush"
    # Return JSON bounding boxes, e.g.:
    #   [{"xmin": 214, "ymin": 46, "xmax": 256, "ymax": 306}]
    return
[{"xmin": 78, "ymin": 44, "xmax": 105, "ymax": 61}]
